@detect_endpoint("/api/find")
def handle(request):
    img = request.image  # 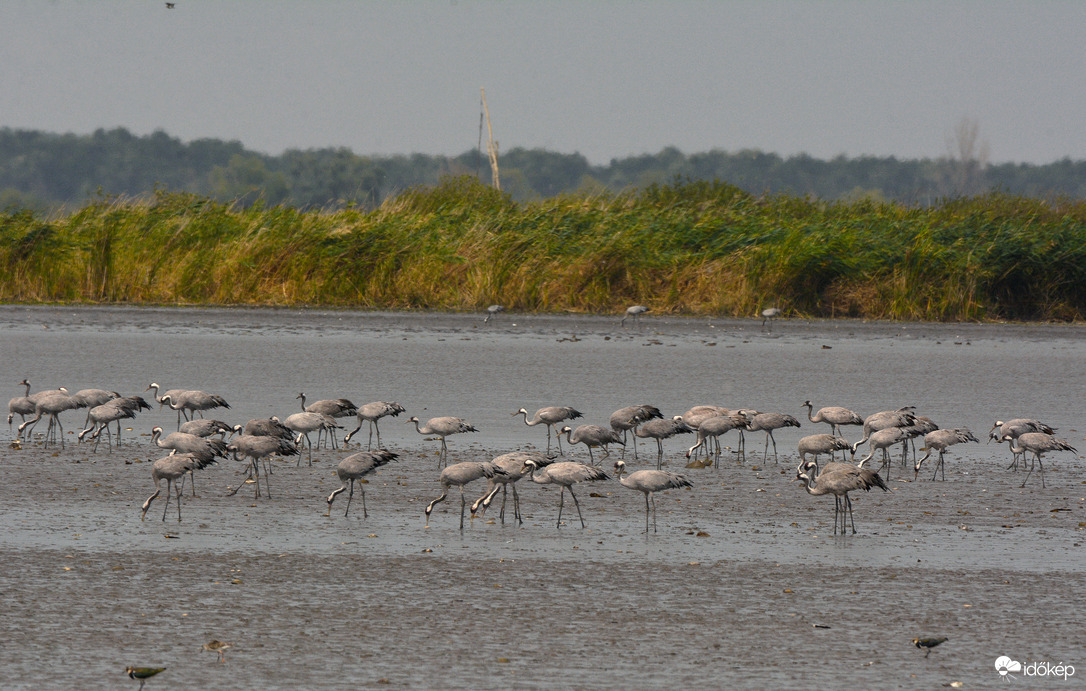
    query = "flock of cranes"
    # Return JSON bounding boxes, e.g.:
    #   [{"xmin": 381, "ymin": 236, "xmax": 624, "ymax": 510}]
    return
[{"xmin": 7, "ymin": 377, "xmax": 1079, "ymax": 533}]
